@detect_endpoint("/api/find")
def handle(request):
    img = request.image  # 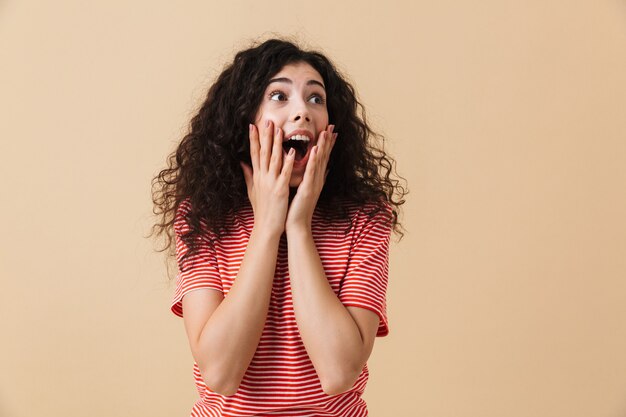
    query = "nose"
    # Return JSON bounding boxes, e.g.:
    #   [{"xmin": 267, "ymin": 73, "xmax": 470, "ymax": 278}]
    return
[{"xmin": 292, "ymin": 98, "xmax": 311, "ymax": 123}]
